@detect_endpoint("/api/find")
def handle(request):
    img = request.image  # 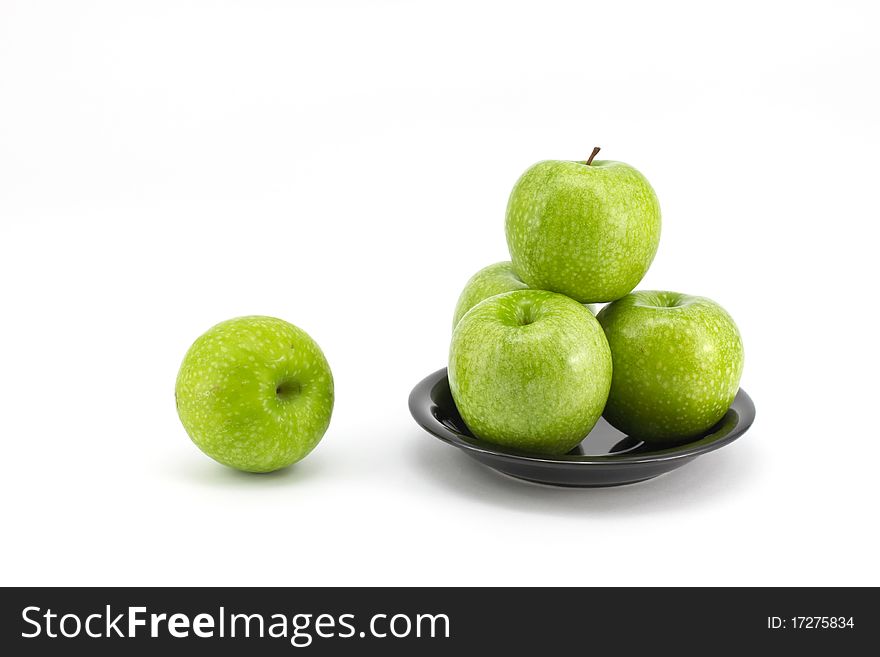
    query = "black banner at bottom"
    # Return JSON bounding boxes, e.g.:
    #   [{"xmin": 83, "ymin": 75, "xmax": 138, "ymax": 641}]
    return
[{"xmin": 1, "ymin": 587, "xmax": 874, "ymax": 654}]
